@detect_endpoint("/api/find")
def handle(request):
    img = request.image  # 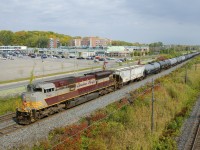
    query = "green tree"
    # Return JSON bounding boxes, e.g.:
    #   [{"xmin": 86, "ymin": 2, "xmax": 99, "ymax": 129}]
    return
[
  {"xmin": 130, "ymin": 52, "xmax": 134, "ymax": 57},
  {"xmin": 112, "ymin": 40, "xmax": 134, "ymax": 46},
  {"xmin": 26, "ymin": 36, "xmax": 38, "ymax": 47},
  {"xmin": 0, "ymin": 30, "xmax": 14, "ymax": 45},
  {"xmin": 37, "ymin": 36, "xmax": 49, "ymax": 48},
  {"xmin": 13, "ymin": 31, "xmax": 30, "ymax": 45}
]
